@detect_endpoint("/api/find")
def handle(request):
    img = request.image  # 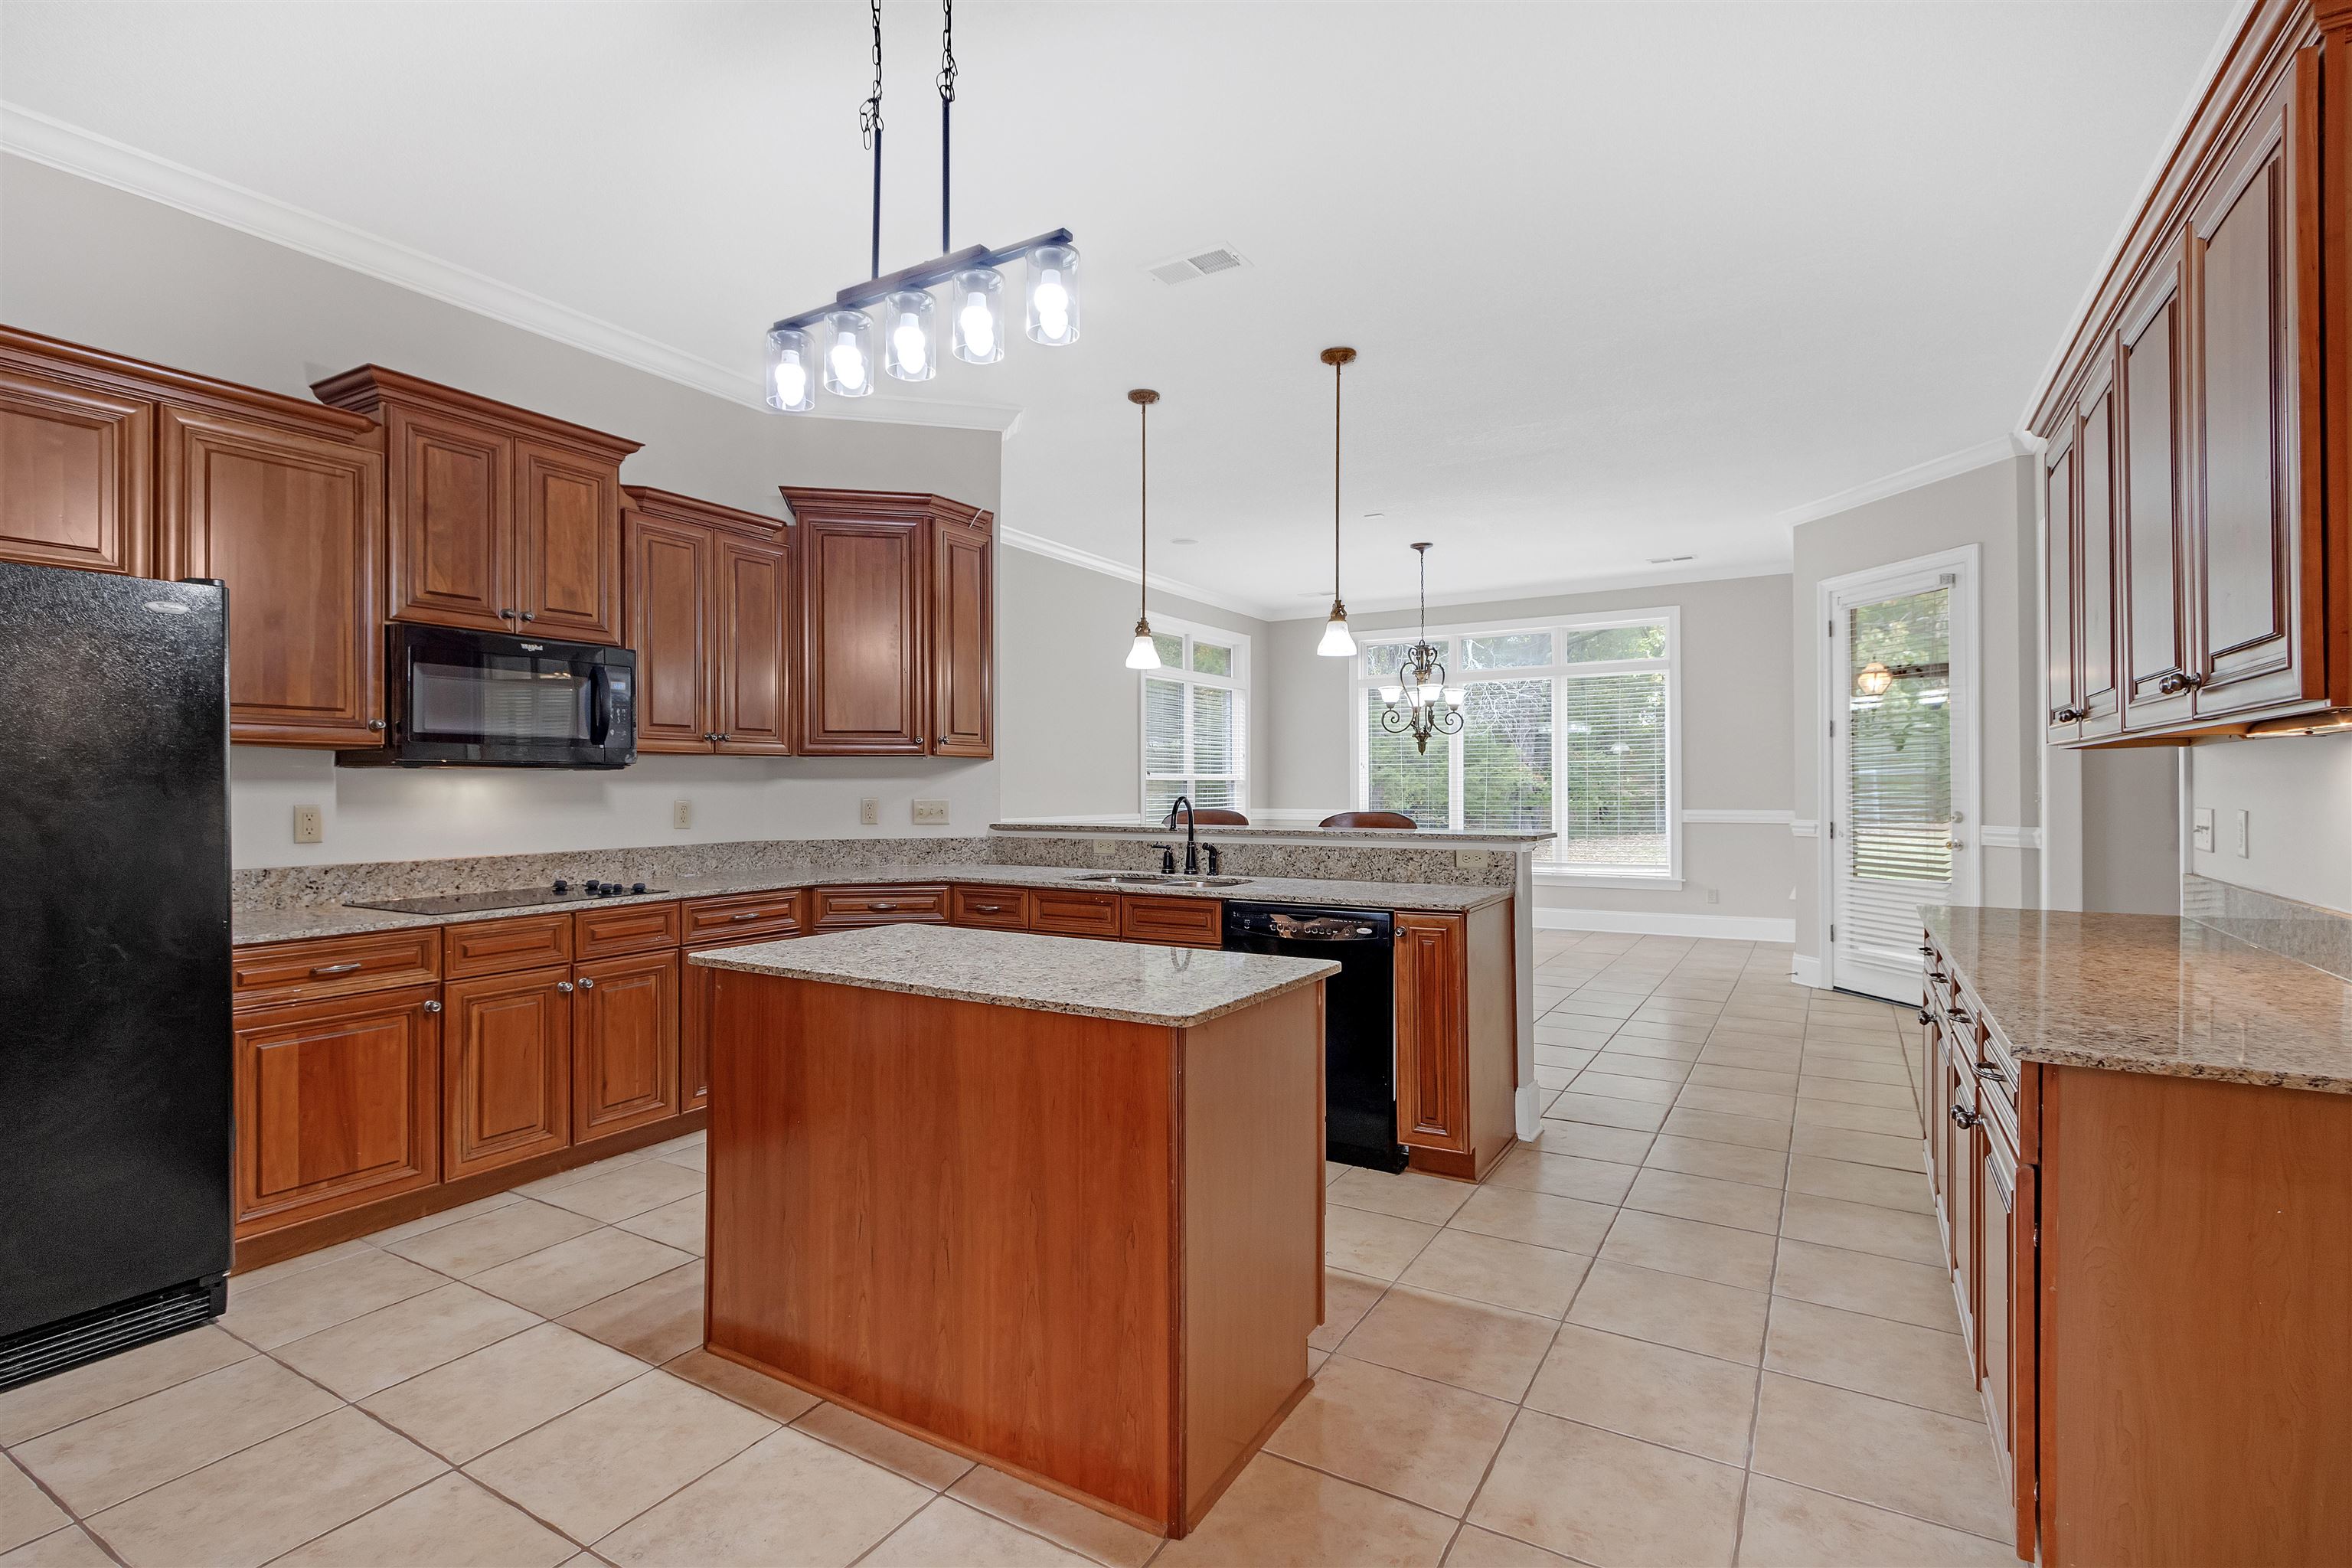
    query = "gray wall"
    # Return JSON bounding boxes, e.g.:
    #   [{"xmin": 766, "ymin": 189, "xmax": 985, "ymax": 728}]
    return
[{"xmin": 2185, "ymin": 734, "xmax": 2352, "ymax": 911}]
